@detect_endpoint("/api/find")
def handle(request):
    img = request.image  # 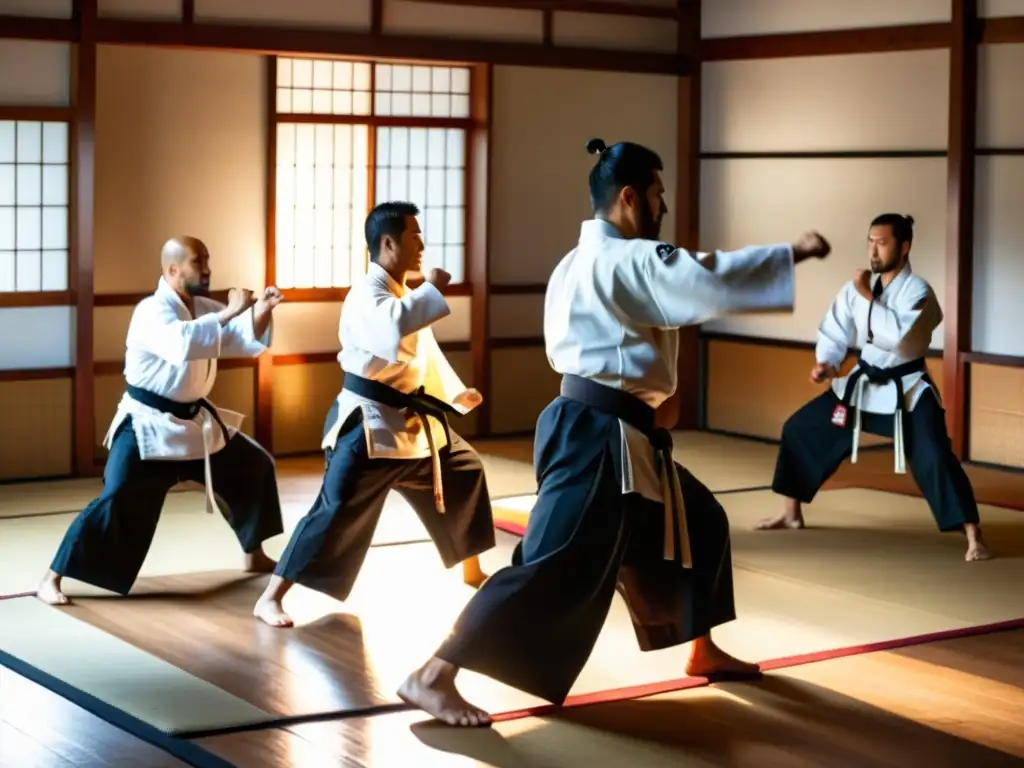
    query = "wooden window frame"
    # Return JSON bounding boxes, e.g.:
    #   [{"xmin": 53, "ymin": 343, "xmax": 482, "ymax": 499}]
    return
[
  {"xmin": 267, "ymin": 55, "xmax": 482, "ymax": 303},
  {"xmin": 0, "ymin": 106, "xmax": 75, "ymax": 308}
]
